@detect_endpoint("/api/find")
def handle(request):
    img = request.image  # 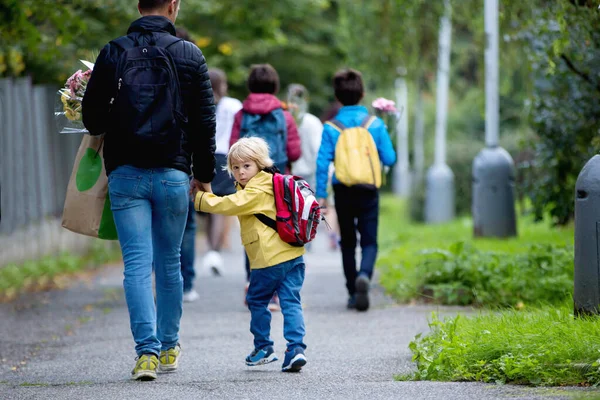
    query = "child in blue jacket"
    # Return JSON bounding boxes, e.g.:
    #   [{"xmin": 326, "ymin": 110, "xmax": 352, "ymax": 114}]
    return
[{"xmin": 315, "ymin": 68, "xmax": 396, "ymax": 312}]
